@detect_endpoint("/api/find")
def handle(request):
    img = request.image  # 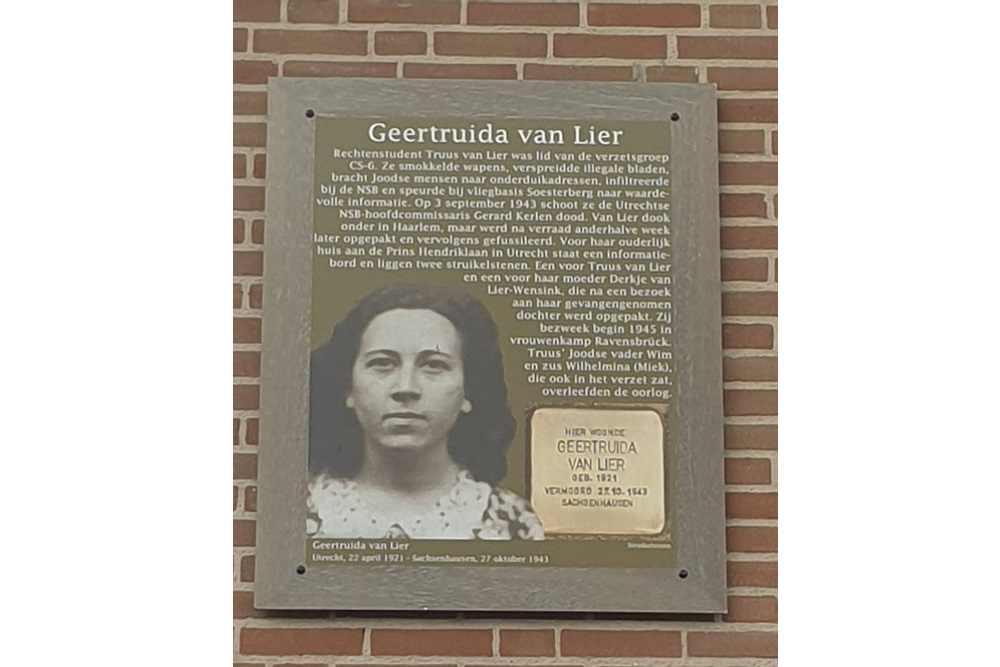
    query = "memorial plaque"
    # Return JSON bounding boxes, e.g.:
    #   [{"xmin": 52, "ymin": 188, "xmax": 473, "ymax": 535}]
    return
[
  {"xmin": 529, "ymin": 407, "xmax": 665, "ymax": 535},
  {"xmin": 255, "ymin": 80, "xmax": 725, "ymax": 613}
]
